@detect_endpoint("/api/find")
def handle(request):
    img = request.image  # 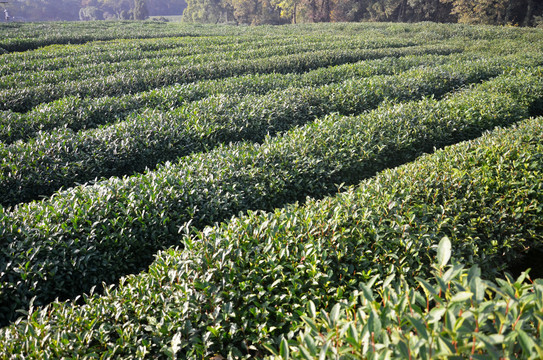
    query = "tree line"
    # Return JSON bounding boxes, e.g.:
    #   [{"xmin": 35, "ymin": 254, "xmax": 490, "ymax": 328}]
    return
[
  {"xmin": 2, "ymin": 0, "xmax": 185, "ymax": 21},
  {"xmin": 182, "ymin": 0, "xmax": 543, "ymax": 27},
  {"xmin": 2, "ymin": 0, "xmax": 542, "ymax": 26}
]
